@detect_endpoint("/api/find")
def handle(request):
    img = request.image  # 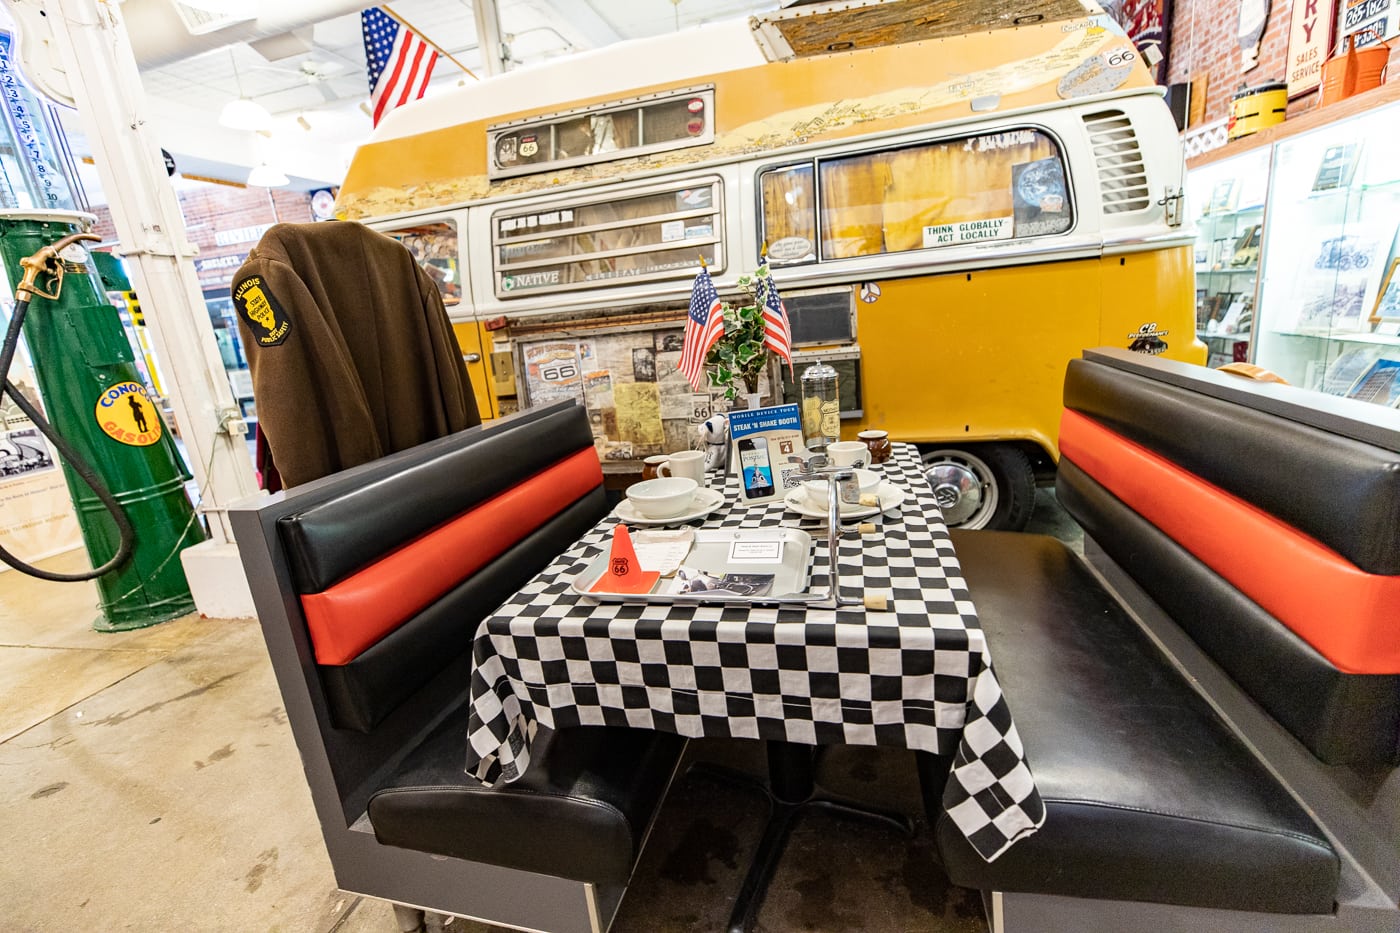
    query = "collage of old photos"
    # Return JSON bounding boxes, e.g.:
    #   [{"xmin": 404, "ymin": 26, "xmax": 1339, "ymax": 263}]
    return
[{"xmin": 519, "ymin": 328, "xmax": 763, "ymax": 461}]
